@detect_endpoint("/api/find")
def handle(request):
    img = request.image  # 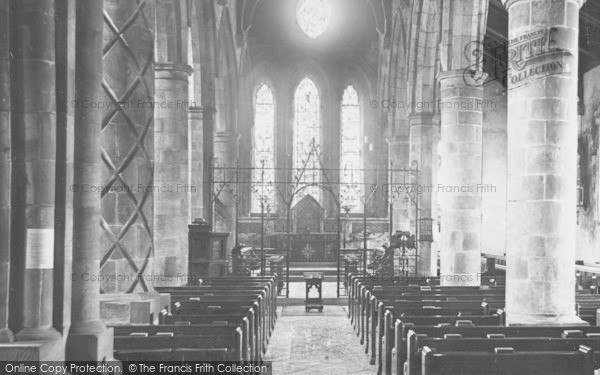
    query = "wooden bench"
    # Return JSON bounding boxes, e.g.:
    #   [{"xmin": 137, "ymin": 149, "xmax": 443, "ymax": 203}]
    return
[
  {"xmin": 114, "ymin": 276, "xmax": 278, "ymax": 363},
  {"xmin": 115, "ymin": 348, "xmax": 230, "ymax": 361},
  {"xmin": 421, "ymin": 345, "xmax": 594, "ymax": 374},
  {"xmin": 112, "ymin": 324, "xmax": 244, "ymax": 362},
  {"xmin": 397, "ymin": 324, "xmax": 600, "ymax": 374},
  {"xmin": 375, "ymin": 299, "xmax": 506, "ymax": 374},
  {"xmin": 408, "ymin": 336, "xmax": 600, "ymax": 375}
]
